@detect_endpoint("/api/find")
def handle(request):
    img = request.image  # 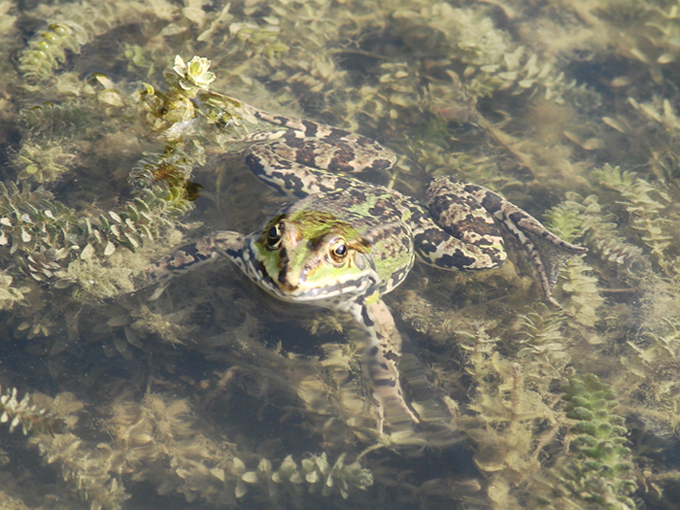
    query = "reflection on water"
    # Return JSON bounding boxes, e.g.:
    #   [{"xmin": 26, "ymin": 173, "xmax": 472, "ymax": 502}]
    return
[{"xmin": 0, "ymin": 0, "xmax": 679, "ymax": 508}]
